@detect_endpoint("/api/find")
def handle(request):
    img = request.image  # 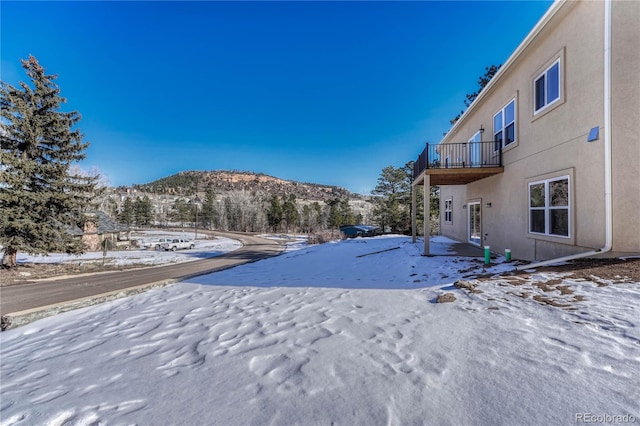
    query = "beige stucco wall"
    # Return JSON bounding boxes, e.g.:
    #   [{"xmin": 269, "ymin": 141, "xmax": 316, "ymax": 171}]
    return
[
  {"xmin": 439, "ymin": 185, "xmax": 467, "ymax": 242},
  {"xmin": 611, "ymin": 0, "xmax": 640, "ymax": 253},
  {"xmin": 436, "ymin": 0, "xmax": 639, "ymax": 260}
]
